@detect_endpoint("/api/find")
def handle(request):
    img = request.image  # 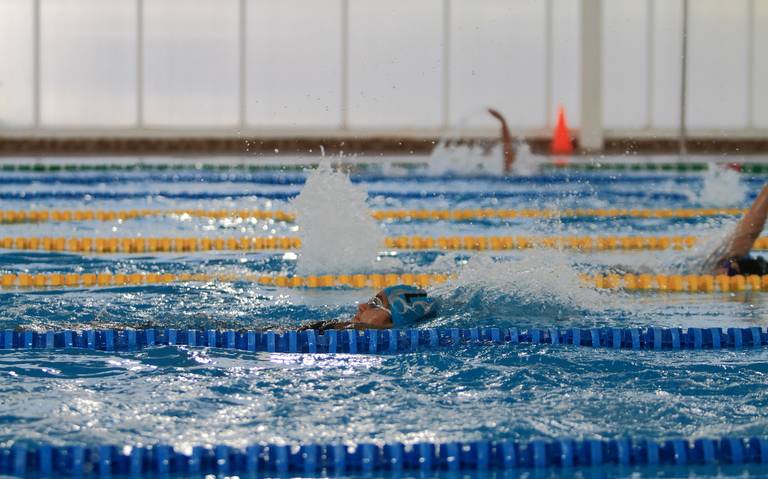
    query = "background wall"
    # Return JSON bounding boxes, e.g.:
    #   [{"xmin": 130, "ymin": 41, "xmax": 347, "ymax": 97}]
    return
[{"xmin": 0, "ymin": 0, "xmax": 766, "ymax": 135}]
